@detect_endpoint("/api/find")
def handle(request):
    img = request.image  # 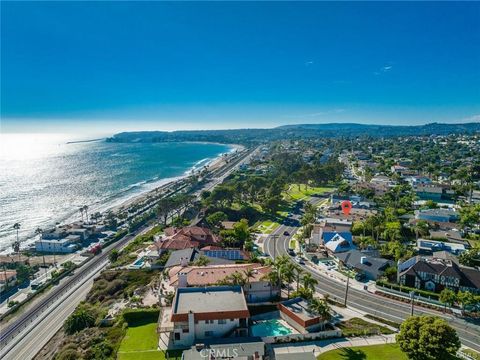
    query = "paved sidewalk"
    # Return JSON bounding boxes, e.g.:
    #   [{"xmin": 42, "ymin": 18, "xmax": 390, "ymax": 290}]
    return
[{"xmin": 273, "ymin": 334, "xmax": 397, "ymax": 357}]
